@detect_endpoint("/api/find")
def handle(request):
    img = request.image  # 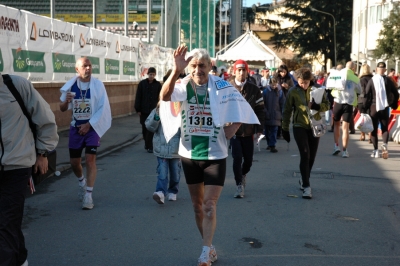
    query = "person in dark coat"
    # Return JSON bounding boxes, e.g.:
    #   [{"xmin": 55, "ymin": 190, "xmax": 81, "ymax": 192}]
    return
[
  {"xmin": 135, "ymin": 67, "xmax": 162, "ymax": 153},
  {"xmin": 358, "ymin": 64, "xmax": 373, "ymax": 142},
  {"xmin": 263, "ymin": 78, "xmax": 285, "ymax": 152},
  {"xmin": 229, "ymin": 60, "xmax": 265, "ymax": 198}
]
